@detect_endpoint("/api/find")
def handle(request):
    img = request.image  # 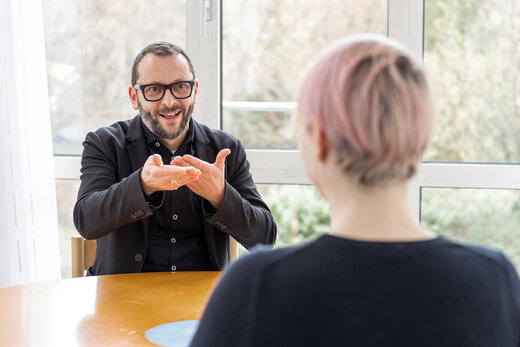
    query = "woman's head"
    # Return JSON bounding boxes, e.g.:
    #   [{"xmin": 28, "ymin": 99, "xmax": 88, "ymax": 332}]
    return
[{"xmin": 297, "ymin": 34, "xmax": 433, "ymax": 187}]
